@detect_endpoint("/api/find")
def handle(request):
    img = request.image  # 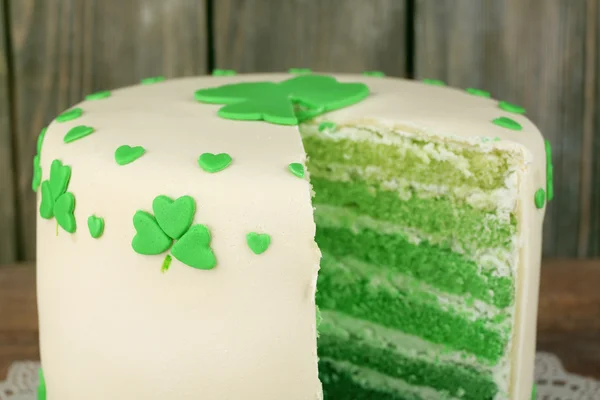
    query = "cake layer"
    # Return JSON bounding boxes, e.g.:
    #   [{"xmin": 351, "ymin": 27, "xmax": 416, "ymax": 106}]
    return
[
  {"xmin": 302, "ymin": 131, "xmax": 520, "ymax": 191},
  {"xmin": 316, "ymin": 255, "xmax": 508, "ymax": 363},
  {"xmin": 316, "ymin": 226, "xmax": 514, "ymax": 309},
  {"xmin": 311, "ymin": 177, "xmax": 517, "ymax": 252},
  {"xmin": 319, "ymin": 359, "xmax": 458, "ymax": 400},
  {"xmin": 318, "ymin": 328, "xmax": 497, "ymax": 399}
]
